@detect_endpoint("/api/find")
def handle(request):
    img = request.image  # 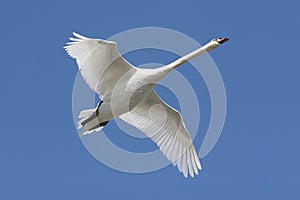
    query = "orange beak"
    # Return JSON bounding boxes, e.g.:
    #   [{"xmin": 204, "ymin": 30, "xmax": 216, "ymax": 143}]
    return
[{"xmin": 217, "ymin": 38, "xmax": 229, "ymax": 44}]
